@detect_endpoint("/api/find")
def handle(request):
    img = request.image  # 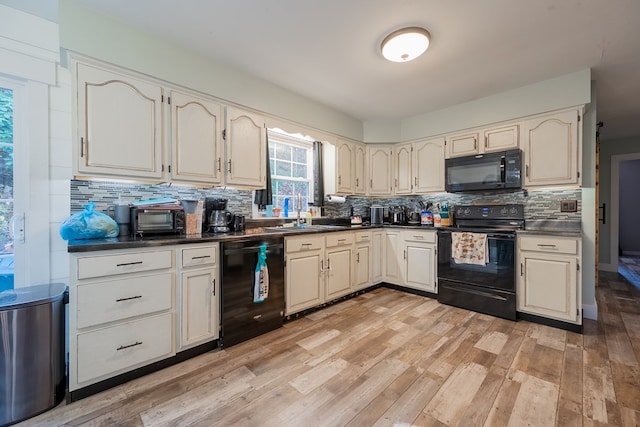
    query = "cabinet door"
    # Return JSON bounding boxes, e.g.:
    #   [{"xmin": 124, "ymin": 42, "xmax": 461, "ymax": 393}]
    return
[
  {"xmin": 336, "ymin": 139, "xmax": 355, "ymax": 194},
  {"xmin": 354, "ymin": 143, "xmax": 367, "ymax": 195},
  {"xmin": 372, "ymin": 231, "xmax": 385, "ymax": 282},
  {"xmin": 394, "ymin": 143, "xmax": 413, "ymax": 195},
  {"xmin": 446, "ymin": 132, "xmax": 479, "ymax": 158},
  {"xmin": 76, "ymin": 62, "xmax": 164, "ymax": 179},
  {"xmin": 170, "ymin": 91, "xmax": 223, "ymax": 185},
  {"xmin": 368, "ymin": 146, "xmax": 393, "ymax": 195},
  {"xmin": 517, "ymin": 253, "xmax": 578, "ymax": 322},
  {"xmin": 354, "ymin": 245, "xmax": 371, "ymax": 290},
  {"xmin": 225, "ymin": 107, "xmax": 266, "ymax": 188},
  {"xmin": 524, "ymin": 109, "xmax": 580, "ymax": 186},
  {"xmin": 405, "ymin": 243, "xmax": 436, "ymax": 293},
  {"xmin": 413, "ymin": 137, "xmax": 445, "ymax": 193},
  {"xmin": 482, "ymin": 123, "xmax": 520, "ymax": 153},
  {"xmin": 181, "ymin": 267, "xmax": 218, "ymax": 348},
  {"xmin": 326, "ymin": 248, "xmax": 352, "ymax": 300},
  {"xmin": 385, "ymin": 230, "xmax": 402, "ymax": 284},
  {"xmin": 286, "ymin": 250, "xmax": 323, "ymax": 315}
]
